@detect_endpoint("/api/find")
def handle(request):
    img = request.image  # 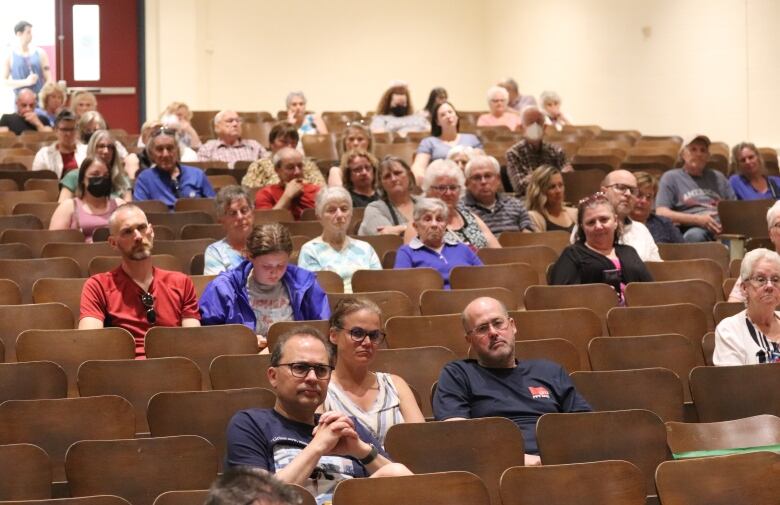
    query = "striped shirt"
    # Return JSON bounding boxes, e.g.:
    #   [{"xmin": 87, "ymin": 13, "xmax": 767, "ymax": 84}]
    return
[
  {"xmin": 462, "ymin": 192, "xmax": 535, "ymax": 234},
  {"xmin": 197, "ymin": 138, "xmax": 267, "ymax": 168}
]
